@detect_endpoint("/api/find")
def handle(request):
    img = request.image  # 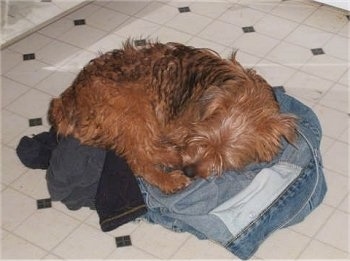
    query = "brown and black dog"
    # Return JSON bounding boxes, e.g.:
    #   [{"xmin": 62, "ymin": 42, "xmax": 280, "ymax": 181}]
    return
[{"xmin": 49, "ymin": 40, "xmax": 297, "ymax": 194}]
